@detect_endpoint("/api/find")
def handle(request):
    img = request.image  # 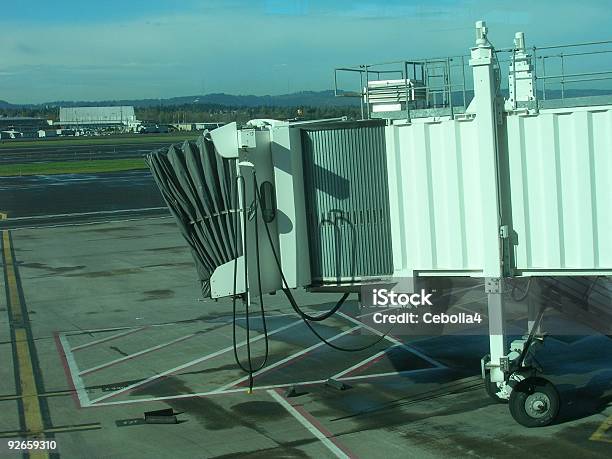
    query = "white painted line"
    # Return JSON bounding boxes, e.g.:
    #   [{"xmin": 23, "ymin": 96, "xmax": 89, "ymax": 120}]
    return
[
  {"xmin": 63, "ymin": 326, "xmax": 134, "ymax": 335},
  {"xmin": 330, "ymin": 349, "xmax": 388, "ymax": 380},
  {"xmin": 79, "ymin": 333, "xmax": 197, "ymax": 376},
  {"xmin": 216, "ymin": 325, "xmax": 362, "ymax": 392},
  {"xmin": 337, "ymin": 312, "xmax": 445, "ymax": 368},
  {"xmin": 88, "ymin": 318, "xmax": 304, "ymax": 405},
  {"xmin": 58, "ymin": 333, "xmax": 91, "ymax": 407},
  {"xmin": 4, "ymin": 207, "xmax": 168, "ymax": 221},
  {"xmin": 88, "ymin": 379, "xmax": 330, "ymax": 407},
  {"xmin": 340, "ymin": 367, "xmax": 444, "ymax": 381},
  {"xmin": 71, "ymin": 327, "xmax": 147, "ymax": 351},
  {"xmin": 268, "ymin": 389, "xmax": 350, "ymax": 459},
  {"xmin": 83, "ymin": 368, "xmax": 446, "ymax": 407},
  {"xmin": 61, "ymin": 312, "xmax": 294, "ymax": 336},
  {"xmin": 7, "ymin": 215, "xmax": 173, "ymax": 231}
]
